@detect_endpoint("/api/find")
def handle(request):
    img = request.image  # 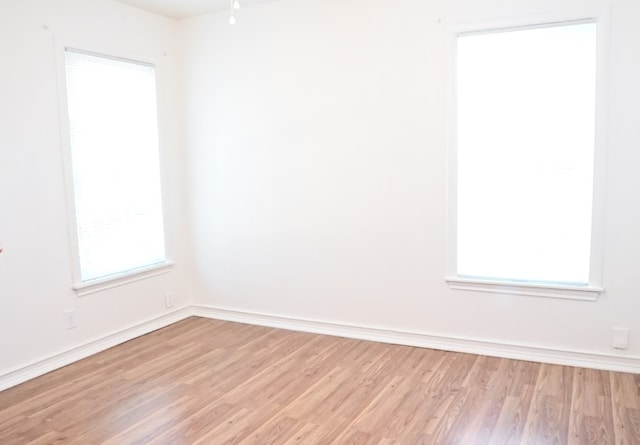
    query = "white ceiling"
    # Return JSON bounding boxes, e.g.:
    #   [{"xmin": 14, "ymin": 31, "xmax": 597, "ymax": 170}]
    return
[{"xmin": 116, "ymin": 0, "xmax": 230, "ymax": 19}]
